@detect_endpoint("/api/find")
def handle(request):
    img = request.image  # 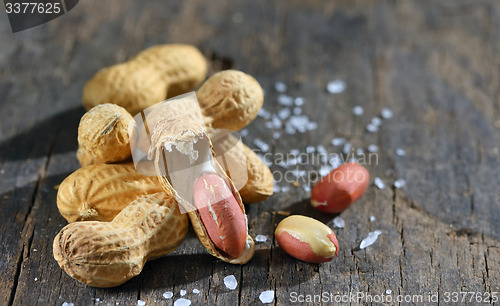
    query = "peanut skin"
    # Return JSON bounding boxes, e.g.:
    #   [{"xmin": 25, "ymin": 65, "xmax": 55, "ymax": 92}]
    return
[
  {"xmin": 77, "ymin": 104, "xmax": 133, "ymax": 166},
  {"xmin": 53, "ymin": 192, "xmax": 188, "ymax": 287},
  {"xmin": 275, "ymin": 215, "xmax": 339, "ymax": 263},
  {"xmin": 311, "ymin": 163, "xmax": 369, "ymax": 213},
  {"xmin": 193, "ymin": 173, "xmax": 247, "ymax": 258},
  {"xmin": 83, "ymin": 44, "xmax": 207, "ymax": 115},
  {"xmin": 57, "ymin": 163, "xmax": 163, "ymax": 222}
]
